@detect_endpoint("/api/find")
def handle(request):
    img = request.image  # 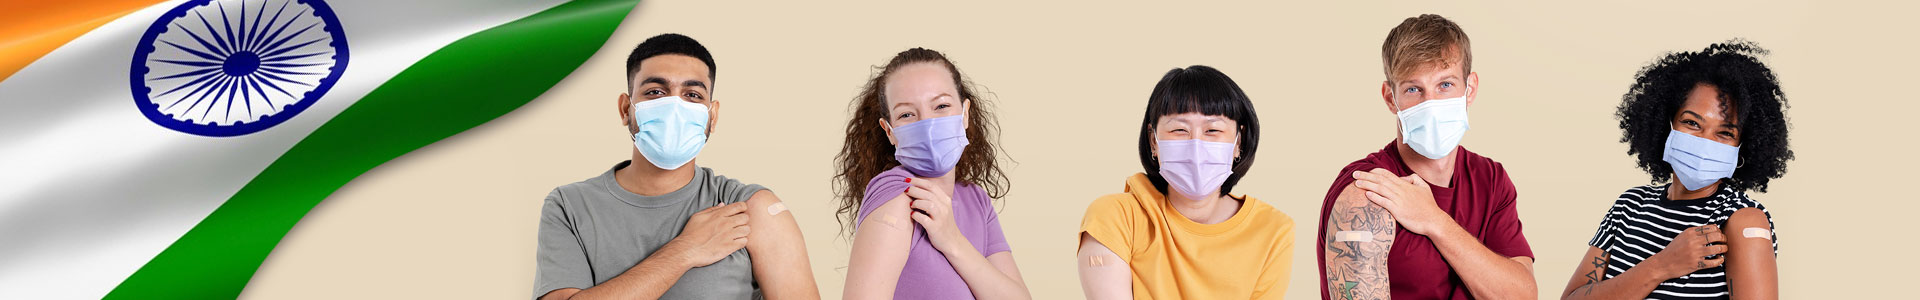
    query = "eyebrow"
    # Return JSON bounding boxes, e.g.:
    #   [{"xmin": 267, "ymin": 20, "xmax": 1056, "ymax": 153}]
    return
[
  {"xmin": 889, "ymin": 93, "xmax": 954, "ymax": 111},
  {"xmin": 638, "ymin": 77, "xmax": 708, "ymax": 90},
  {"xmin": 1161, "ymin": 115, "xmax": 1226, "ymax": 126}
]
